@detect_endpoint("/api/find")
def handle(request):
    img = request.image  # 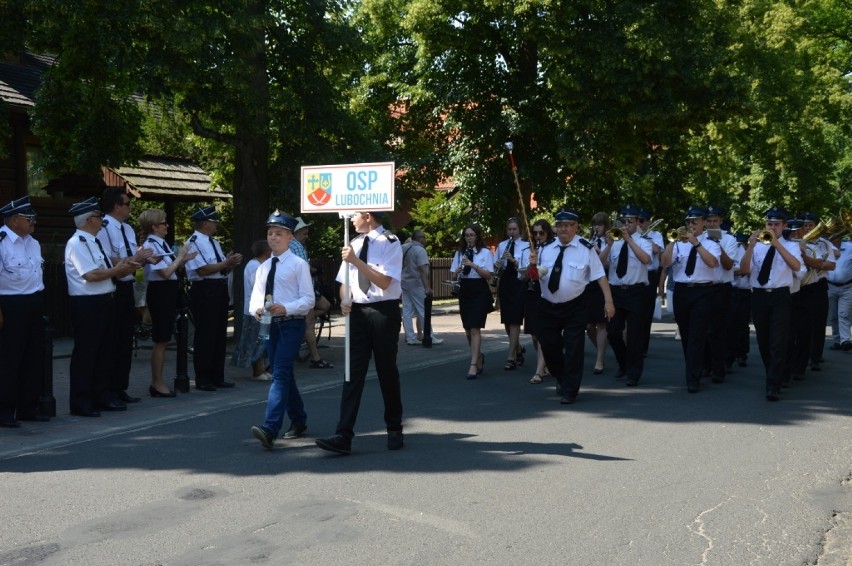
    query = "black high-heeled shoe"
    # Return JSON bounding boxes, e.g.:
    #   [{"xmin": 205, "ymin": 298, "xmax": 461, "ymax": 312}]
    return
[
  {"xmin": 149, "ymin": 385, "xmax": 176, "ymax": 398},
  {"xmin": 466, "ymin": 364, "xmax": 478, "ymax": 380},
  {"xmin": 478, "ymin": 353, "xmax": 485, "ymax": 375}
]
